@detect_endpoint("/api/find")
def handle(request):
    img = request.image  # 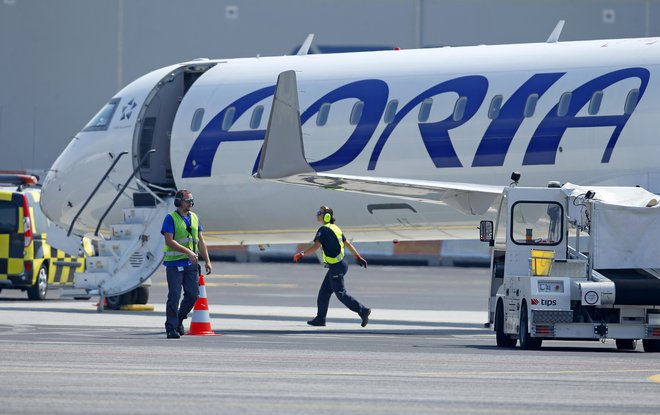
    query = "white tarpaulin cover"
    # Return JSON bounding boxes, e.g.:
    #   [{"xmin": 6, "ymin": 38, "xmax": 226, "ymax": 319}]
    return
[
  {"xmin": 561, "ymin": 183, "xmax": 660, "ymax": 269},
  {"xmin": 561, "ymin": 182, "xmax": 660, "ymax": 207}
]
